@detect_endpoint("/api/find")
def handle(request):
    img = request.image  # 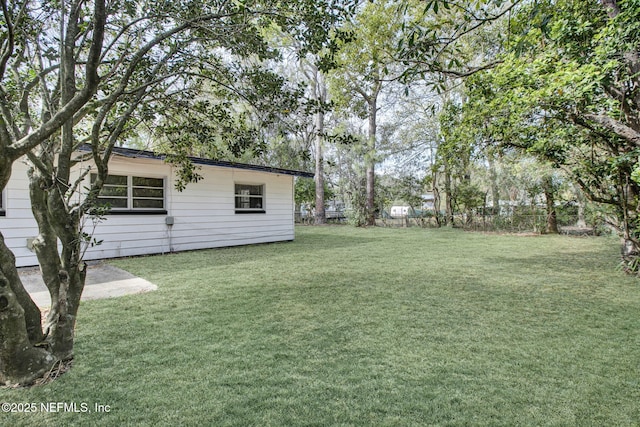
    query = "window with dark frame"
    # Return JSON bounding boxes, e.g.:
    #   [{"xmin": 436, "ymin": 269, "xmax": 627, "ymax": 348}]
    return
[
  {"xmin": 91, "ymin": 174, "xmax": 165, "ymax": 213},
  {"xmin": 235, "ymin": 183, "xmax": 265, "ymax": 213},
  {"xmin": 131, "ymin": 176, "xmax": 165, "ymax": 209}
]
